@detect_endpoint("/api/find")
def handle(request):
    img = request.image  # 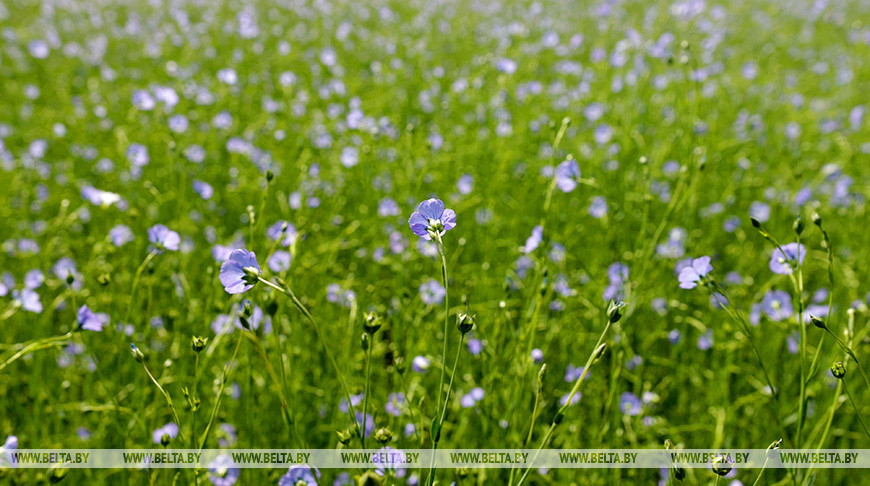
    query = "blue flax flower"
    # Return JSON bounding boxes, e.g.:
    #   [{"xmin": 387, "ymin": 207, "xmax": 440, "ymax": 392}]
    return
[
  {"xmin": 219, "ymin": 249, "xmax": 260, "ymax": 294},
  {"xmin": 408, "ymin": 198, "xmax": 456, "ymax": 240}
]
